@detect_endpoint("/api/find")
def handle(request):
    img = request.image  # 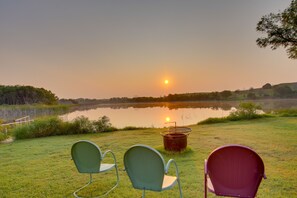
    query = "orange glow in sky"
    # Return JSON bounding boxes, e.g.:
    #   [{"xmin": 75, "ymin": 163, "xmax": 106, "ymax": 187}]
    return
[{"xmin": 0, "ymin": 1, "xmax": 296, "ymax": 99}]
